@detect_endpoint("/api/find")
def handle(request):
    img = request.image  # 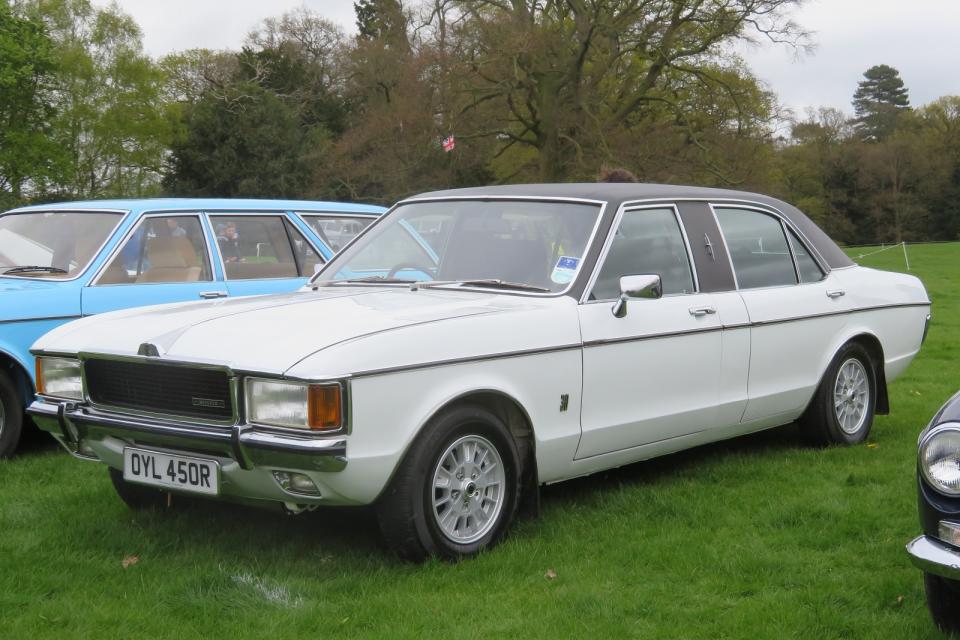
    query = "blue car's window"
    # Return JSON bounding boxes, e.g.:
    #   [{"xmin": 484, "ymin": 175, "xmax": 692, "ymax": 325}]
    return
[
  {"xmin": 0, "ymin": 211, "xmax": 122, "ymax": 279},
  {"xmin": 301, "ymin": 215, "xmax": 373, "ymax": 252},
  {"xmin": 316, "ymin": 200, "xmax": 601, "ymax": 293},
  {"xmin": 211, "ymin": 215, "xmax": 309, "ymax": 280},
  {"xmin": 98, "ymin": 215, "xmax": 212, "ymax": 285}
]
